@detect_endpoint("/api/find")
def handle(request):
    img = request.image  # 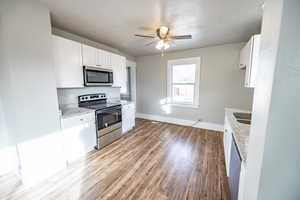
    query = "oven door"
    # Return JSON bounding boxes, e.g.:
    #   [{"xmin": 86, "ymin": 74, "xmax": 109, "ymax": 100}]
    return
[
  {"xmin": 96, "ymin": 106, "xmax": 122, "ymax": 136},
  {"xmin": 84, "ymin": 66, "xmax": 113, "ymax": 86}
]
